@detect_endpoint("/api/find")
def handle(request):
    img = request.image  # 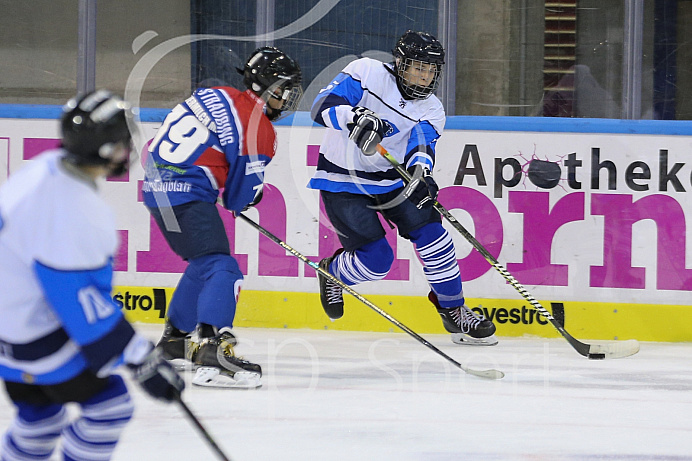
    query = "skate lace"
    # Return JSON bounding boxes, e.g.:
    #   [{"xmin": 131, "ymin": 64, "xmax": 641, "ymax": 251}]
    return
[
  {"xmin": 326, "ymin": 279, "xmax": 343, "ymax": 304},
  {"xmin": 218, "ymin": 338, "xmax": 237, "ymax": 357},
  {"xmin": 216, "ymin": 337, "xmax": 253, "ymax": 365},
  {"xmin": 451, "ymin": 306, "xmax": 484, "ymax": 334},
  {"xmin": 185, "ymin": 340, "xmax": 199, "ymax": 361}
]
